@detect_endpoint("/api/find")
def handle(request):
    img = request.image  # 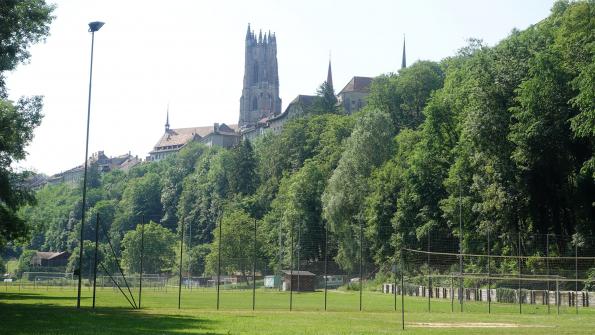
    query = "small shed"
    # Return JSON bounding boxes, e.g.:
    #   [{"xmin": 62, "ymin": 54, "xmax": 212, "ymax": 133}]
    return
[
  {"xmin": 281, "ymin": 270, "xmax": 316, "ymax": 292},
  {"xmin": 264, "ymin": 275, "xmax": 281, "ymax": 288}
]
